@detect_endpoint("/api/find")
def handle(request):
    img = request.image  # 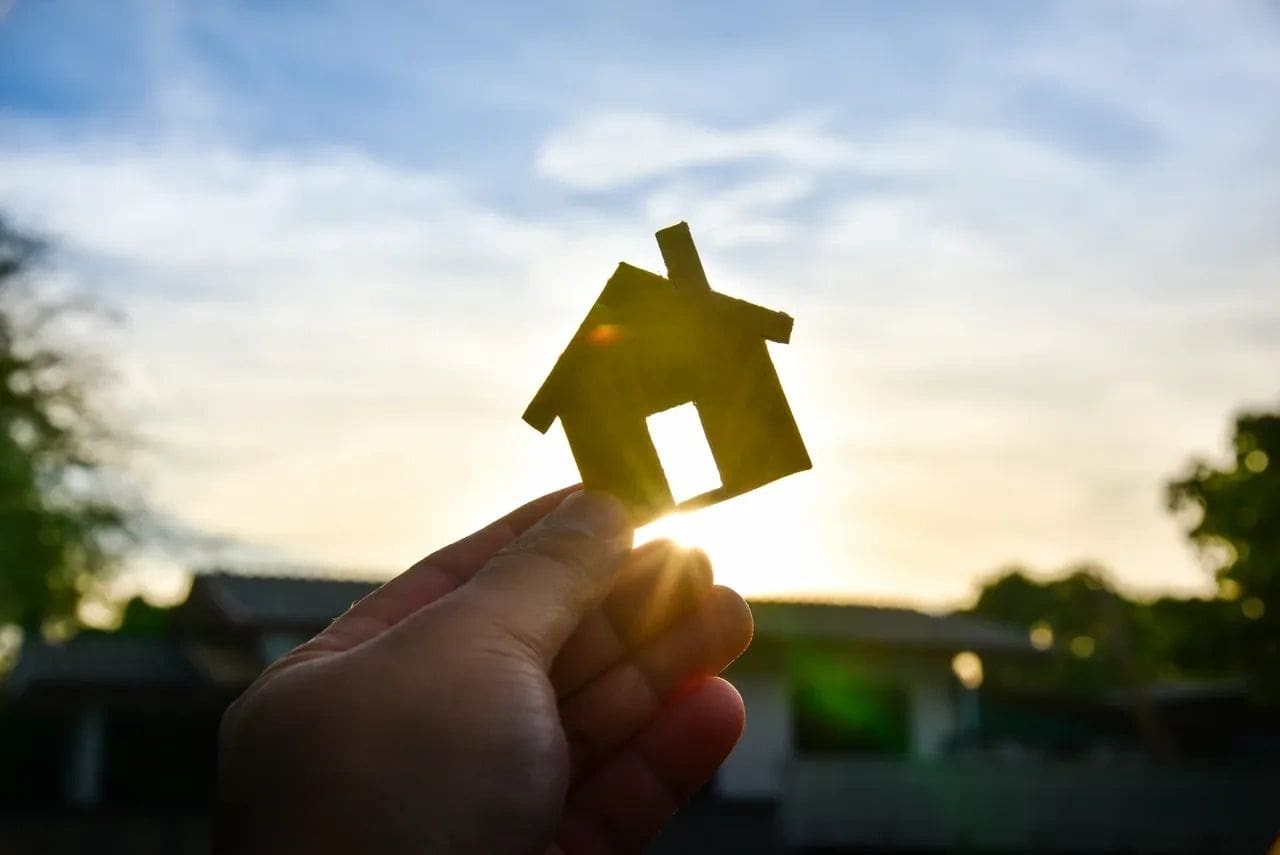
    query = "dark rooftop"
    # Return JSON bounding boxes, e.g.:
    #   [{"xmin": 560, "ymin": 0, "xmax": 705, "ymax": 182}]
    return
[
  {"xmin": 6, "ymin": 575, "xmax": 1033, "ymax": 704},
  {"xmin": 190, "ymin": 571, "xmax": 377, "ymax": 632},
  {"xmin": 189, "ymin": 572, "xmax": 1031, "ymax": 654},
  {"xmin": 750, "ymin": 599, "xmax": 1033, "ymax": 655},
  {"xmin": 8, "ymin": 636, "xmax": 205, "ymax": 697}
]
